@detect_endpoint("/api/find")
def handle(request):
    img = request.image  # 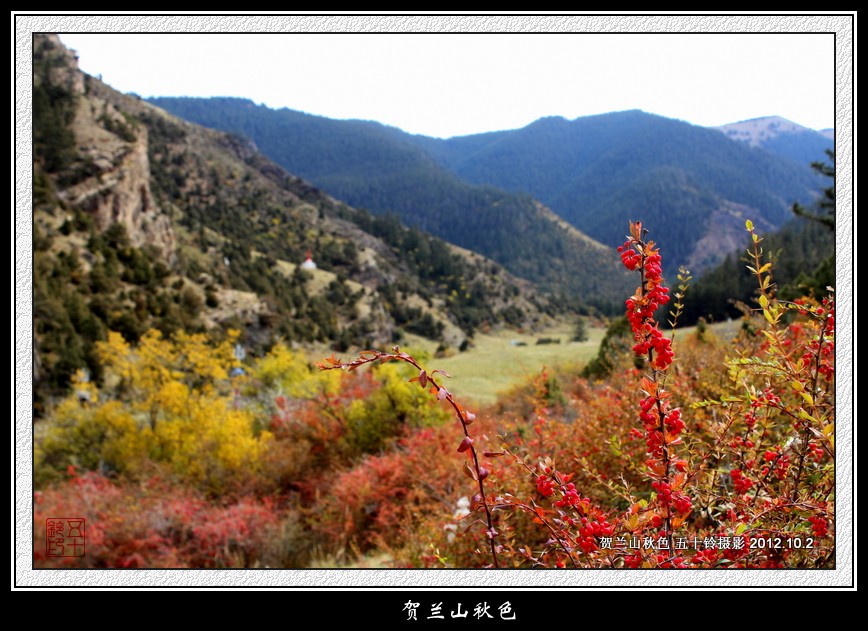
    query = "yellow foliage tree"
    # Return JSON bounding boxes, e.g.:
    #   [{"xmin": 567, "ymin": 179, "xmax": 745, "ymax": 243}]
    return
[
  {"xmin": 252, "ymin": 343, "xmax": 341, "ymax": 399},
  {"xmin": 341, "ymin": 363, "xmax": 451, "ymax": 456},
  {"xmin": 36, "ymin": 329, "xmax": 272, "ymax": 493},
  {"xmin": 36, "ymin": 371, "xmax": 151, "ymax": 486}
]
